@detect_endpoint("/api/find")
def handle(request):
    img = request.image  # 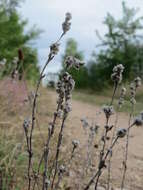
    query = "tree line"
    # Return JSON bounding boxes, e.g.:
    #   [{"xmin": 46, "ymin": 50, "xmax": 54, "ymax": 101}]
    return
[
  {"xmin": 0, "ymin": 0, "xmax": 40, "ymax": 83},
  {"xmin": 62, "ymin": 2, "xmax": 143, "ymax": 90},
  {"xmin": 0, "ymin": 1, "xmax": 143, "ymax": 89}
]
